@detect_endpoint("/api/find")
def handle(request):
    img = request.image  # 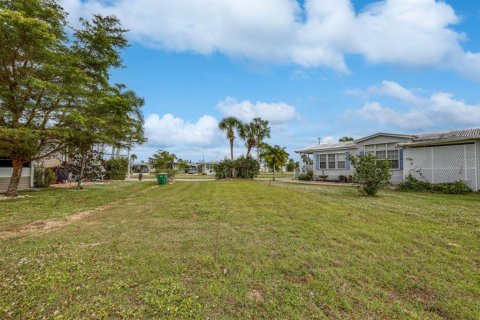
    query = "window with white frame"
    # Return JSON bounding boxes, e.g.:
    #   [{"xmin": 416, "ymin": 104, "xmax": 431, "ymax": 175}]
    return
[
  {"xmin": 319, "ymin": 154, "xmax": 327, "ymax": 169},
  {"xmin": 364, "ymin": 143, "xmax": 400, "ymax": 169},
  {"xmin": 317, "ymin": 153, "xmax": 347, "ymax": 169}
]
